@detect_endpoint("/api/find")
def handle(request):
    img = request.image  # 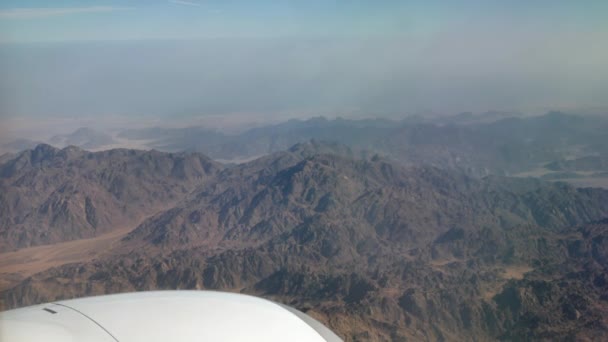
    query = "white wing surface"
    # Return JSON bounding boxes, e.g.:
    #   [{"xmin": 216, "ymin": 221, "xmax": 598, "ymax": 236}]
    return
[{"xmin": 0, "ymin": 291, "xmax": 343, "ymax": 341}]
